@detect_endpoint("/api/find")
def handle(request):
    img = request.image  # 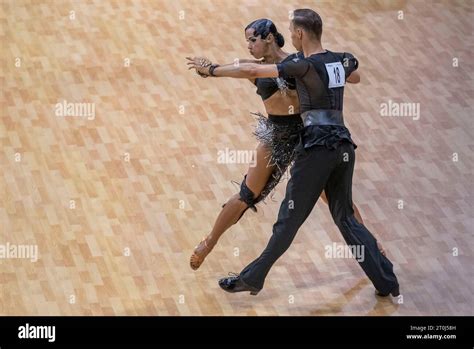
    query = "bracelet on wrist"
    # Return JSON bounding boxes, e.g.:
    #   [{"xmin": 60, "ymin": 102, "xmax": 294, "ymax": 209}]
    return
[{"xmin": 209, "ymin": 64, "xmax": 220, "ymax": 77}]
